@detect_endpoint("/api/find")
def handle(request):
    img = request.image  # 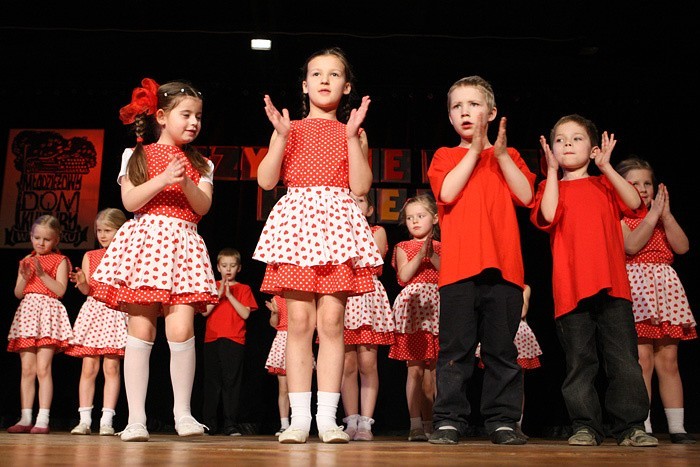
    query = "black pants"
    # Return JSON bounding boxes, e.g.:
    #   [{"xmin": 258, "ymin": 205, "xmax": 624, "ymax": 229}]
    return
[
  {"xmin": 202, "ymin": 338, "xmax": 245, "ymax": 433},
  {"xmin": 432, "ymin": 271, "xmax": 523, "ymax": 434}
]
